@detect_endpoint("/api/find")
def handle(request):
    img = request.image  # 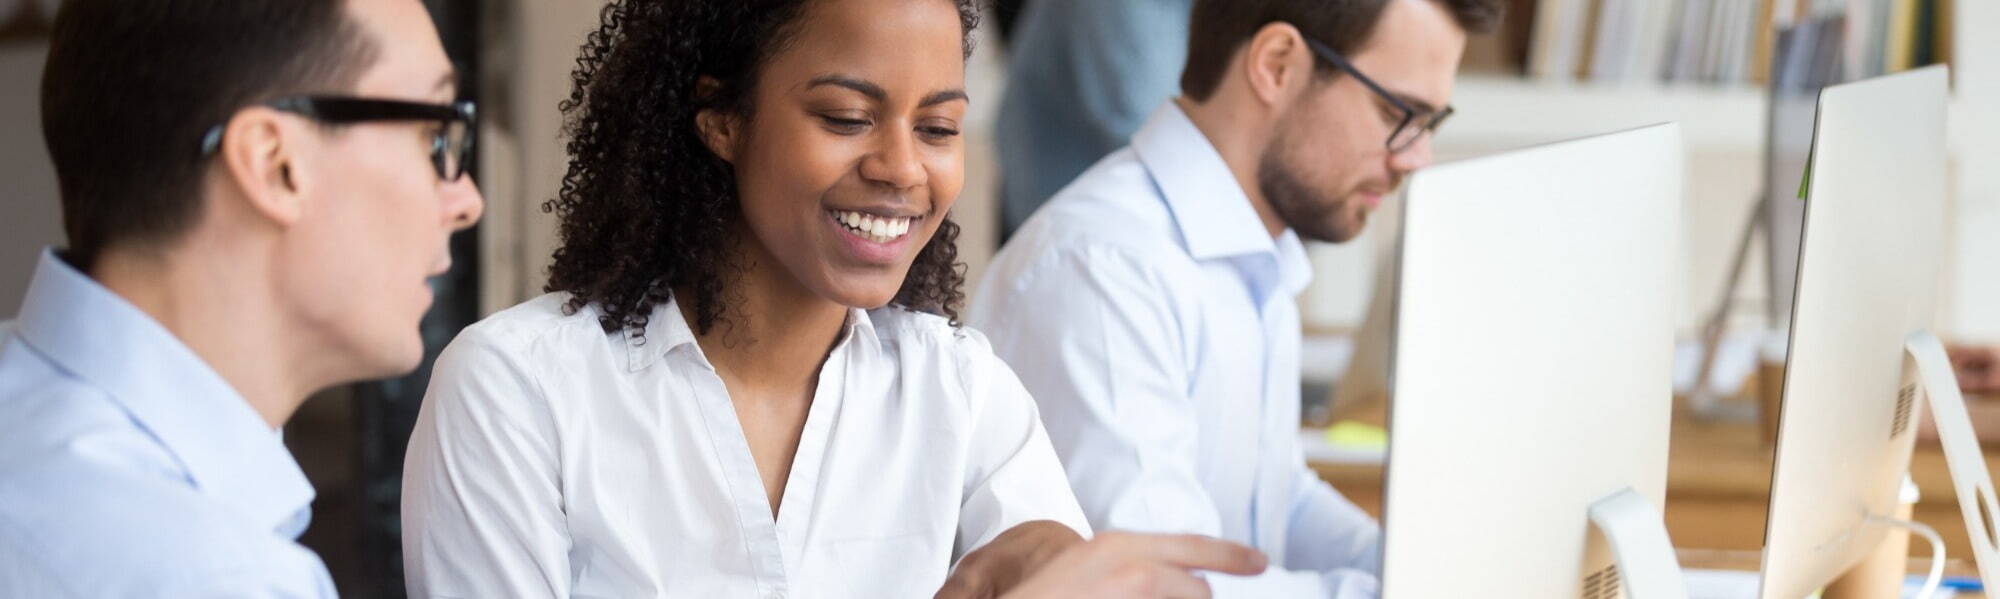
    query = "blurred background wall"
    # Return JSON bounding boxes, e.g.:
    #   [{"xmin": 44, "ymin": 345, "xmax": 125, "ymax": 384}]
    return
[{"xmin": 0, "ymin": 40, "xmax": 60, "ymax": 318}]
